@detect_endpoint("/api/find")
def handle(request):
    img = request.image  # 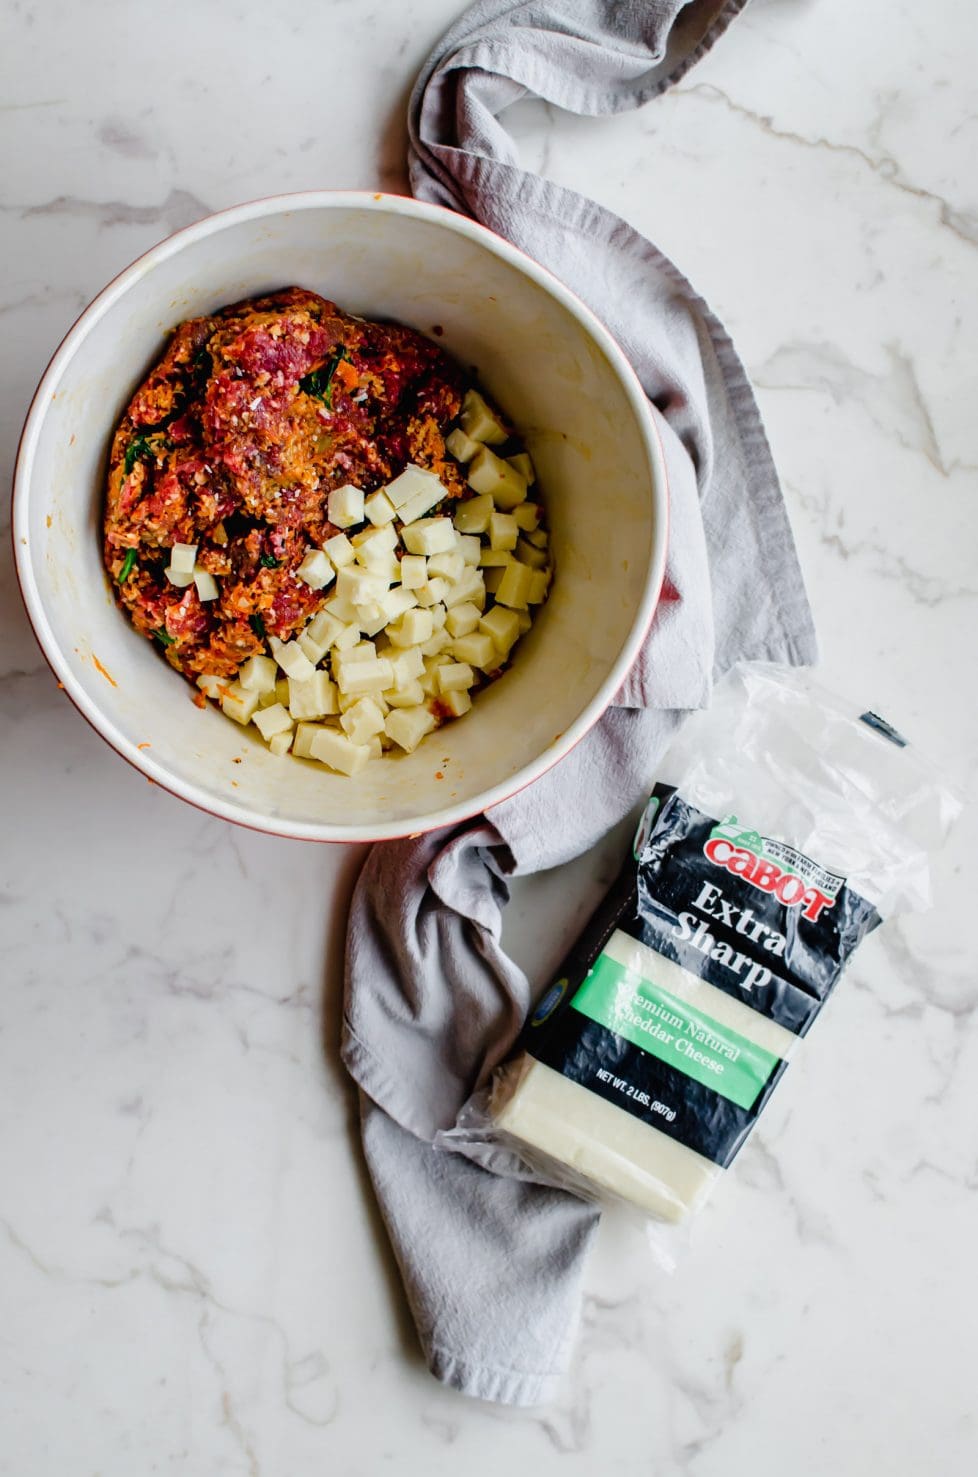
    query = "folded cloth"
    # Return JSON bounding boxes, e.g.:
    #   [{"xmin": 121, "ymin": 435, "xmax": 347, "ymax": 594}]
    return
[{"xmin": 342, "ymin": 0, "xmax": 817, "ymax": 1406}]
